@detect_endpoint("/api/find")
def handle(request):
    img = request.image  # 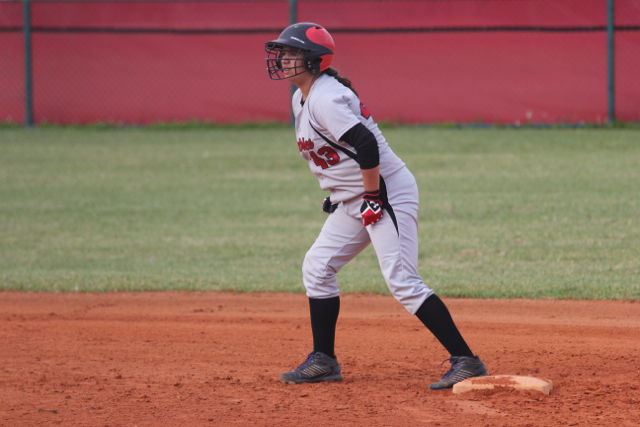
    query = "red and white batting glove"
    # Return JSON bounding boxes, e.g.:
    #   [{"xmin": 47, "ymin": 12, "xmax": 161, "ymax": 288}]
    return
[{"xmin": 360, "ymin": 190, "xmax": 383, "ymax": 226}]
